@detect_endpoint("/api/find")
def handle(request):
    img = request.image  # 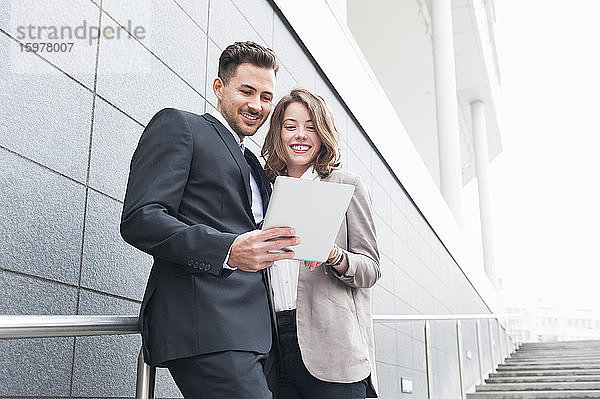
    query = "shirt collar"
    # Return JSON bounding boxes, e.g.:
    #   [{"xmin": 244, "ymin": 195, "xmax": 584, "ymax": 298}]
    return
[
  {"xmin": 299, "ymin": 167, "xmax": 320, "ymax": 181},
  {"xmin": 210, "ymin": 109, "xmax": 244, "ymax": 153}
]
